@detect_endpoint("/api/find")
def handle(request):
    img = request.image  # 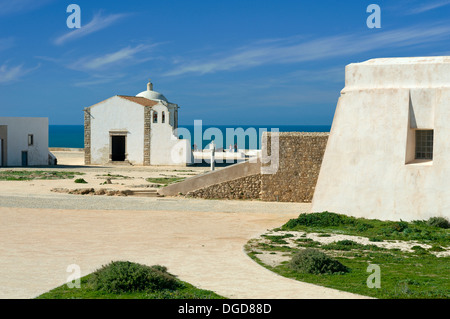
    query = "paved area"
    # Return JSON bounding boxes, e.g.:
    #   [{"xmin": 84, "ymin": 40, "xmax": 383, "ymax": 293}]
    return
[{"xmin": 0, "ymin": 197, "xmax": 367, "ymax": 299}]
